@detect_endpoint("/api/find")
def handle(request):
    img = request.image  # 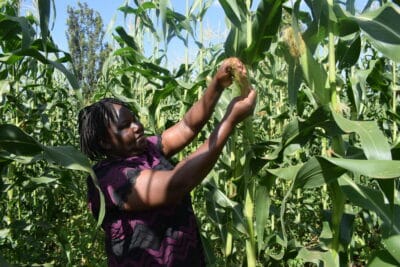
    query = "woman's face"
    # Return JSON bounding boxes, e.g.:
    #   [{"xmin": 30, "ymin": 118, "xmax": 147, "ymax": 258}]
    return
[{"xmin": 103, "ymin": 104, "xmax": 146, "ymax": 157}]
